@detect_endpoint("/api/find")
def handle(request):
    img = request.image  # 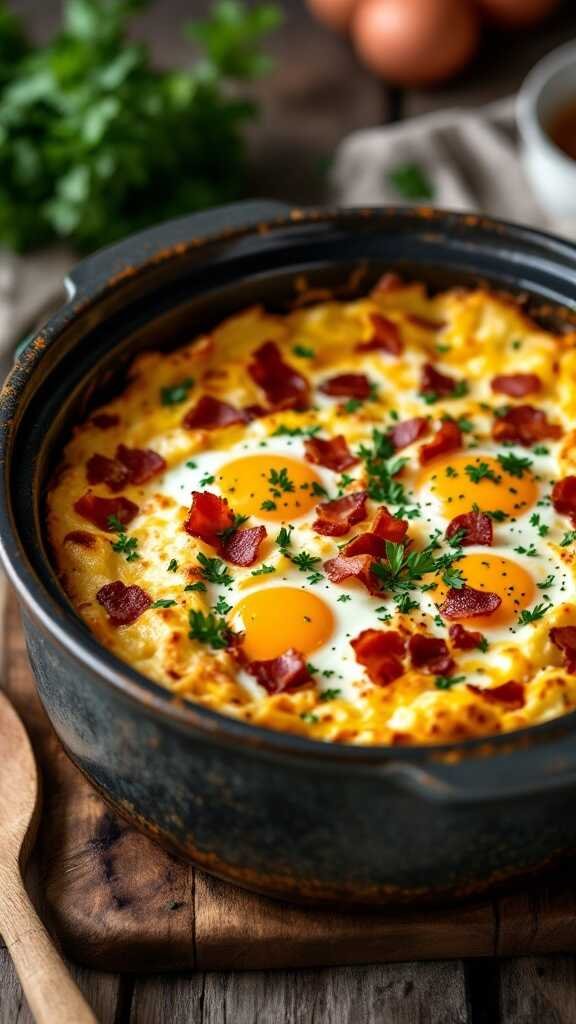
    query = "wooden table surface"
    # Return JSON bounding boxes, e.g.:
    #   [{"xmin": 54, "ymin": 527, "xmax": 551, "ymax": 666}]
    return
[{"xmin": 3, "ymin": 1, "xmax": 576, "ymax": 1021}]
